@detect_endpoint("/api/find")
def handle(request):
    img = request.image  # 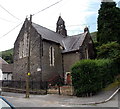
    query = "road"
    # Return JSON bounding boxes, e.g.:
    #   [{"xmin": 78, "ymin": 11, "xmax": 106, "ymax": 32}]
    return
[{"xmin": 1, "ymin": 89, "xmax": 119, "ymax": 108}]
